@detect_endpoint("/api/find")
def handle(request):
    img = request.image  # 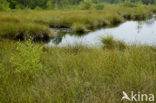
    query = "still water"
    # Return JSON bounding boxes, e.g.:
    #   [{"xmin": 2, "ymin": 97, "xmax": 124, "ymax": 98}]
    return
[{"xmin": 46, "ymin": 15, "xmax": 156, "ymax": 47}]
